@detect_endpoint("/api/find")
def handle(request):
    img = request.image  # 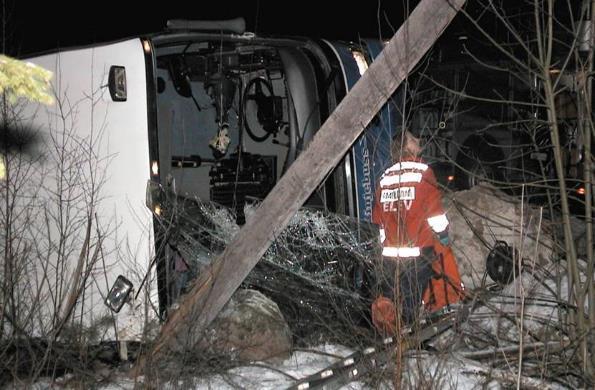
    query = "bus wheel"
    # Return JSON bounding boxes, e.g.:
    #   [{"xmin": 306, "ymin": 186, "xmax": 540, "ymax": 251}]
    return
[{"xmin": 454, "ymin": 135, "xmax": 504, "ymax": 190}]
